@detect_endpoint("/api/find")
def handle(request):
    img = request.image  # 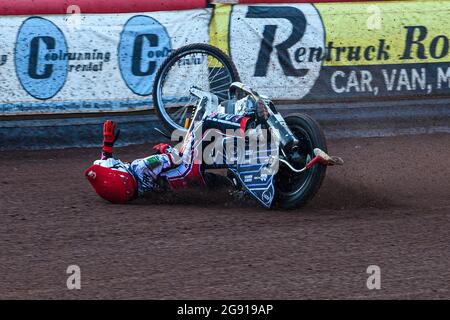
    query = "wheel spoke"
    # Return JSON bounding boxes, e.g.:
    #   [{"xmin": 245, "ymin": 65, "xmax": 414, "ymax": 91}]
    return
[{"xmin": 155, "ymin": 46, "xmax": 238, "ymax": 131}]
